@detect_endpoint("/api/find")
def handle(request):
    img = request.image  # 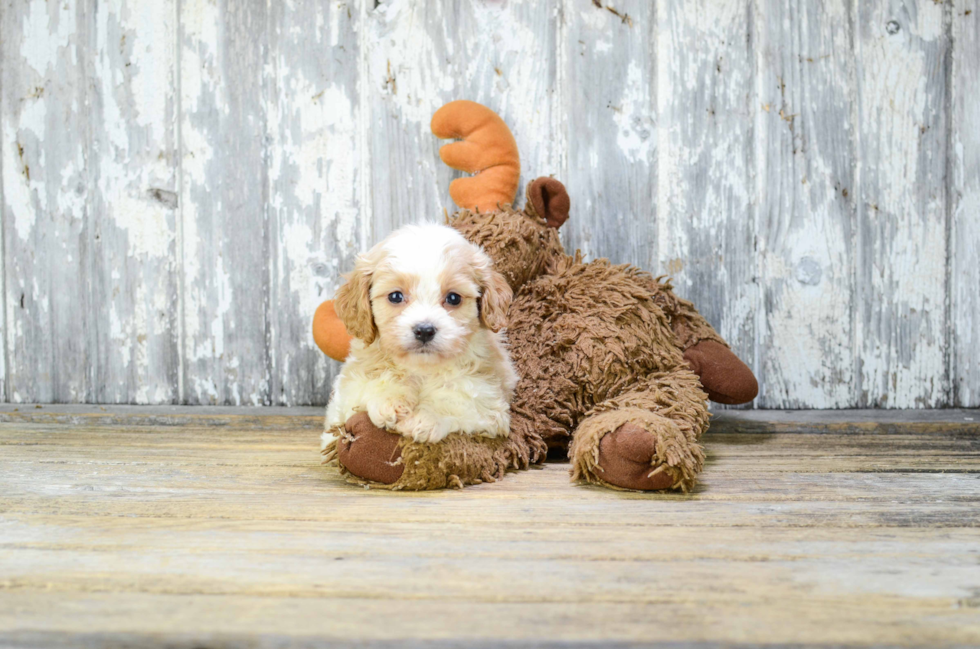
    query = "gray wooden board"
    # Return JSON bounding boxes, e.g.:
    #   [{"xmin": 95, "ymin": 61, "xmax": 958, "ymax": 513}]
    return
[
  {"xmin": 2, "ymin": 0, "xmax": 181, "ymax": 404},
  {"xmin": 951, "ymin": 2, "xmax": 979, "ymax": 407},
  {"xmin": 754, "ymin": 0, "xmax": 857, "ymax": 408},
  {"xmin": 655, "ymin": 0, "xmax": 756, "ymax": 408},
  {"xmin": 178, "ymin": 0, "xmax": 271, "ymax": 406},
  {"xmin": 562, "ymin": 1, "xmax": 657, "ymax": 272},
  {"xmin": 1, "ymin": 0, "xmax": 978, "ymax": 408},
  {"xmin": 265, "ymin": 0, "xmax": 362, "ymax": 407},
  {"xmin": 364, "ymin": 0, "xmax": 459, "ymax": 238},
  {"xmin": 1, "ymin": 407, "xmax": 980, "ymax": 646},
  {"xmin": 855, "ymin": 0, "xmax": 950, "ymax": 408}
]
